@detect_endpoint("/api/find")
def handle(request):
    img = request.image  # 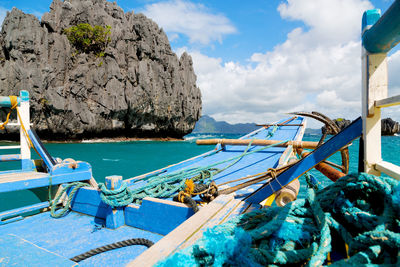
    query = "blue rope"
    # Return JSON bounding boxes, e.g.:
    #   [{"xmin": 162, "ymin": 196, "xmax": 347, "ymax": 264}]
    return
[
  {"xmin": 50, "ymin": 182, "xmax": 89, "ymax": 218},
  {"xmin": 157, "ymin": 173, "xmax": 400, "ymax": 266},
  {"xmin": 128, "ymin": 139, "xmax": 290, "ymax": 204},
  {"xmin": 98, "ymin": 181, "xmax": 134, "ymax": 208}
]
